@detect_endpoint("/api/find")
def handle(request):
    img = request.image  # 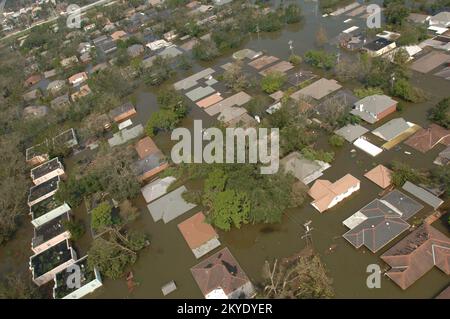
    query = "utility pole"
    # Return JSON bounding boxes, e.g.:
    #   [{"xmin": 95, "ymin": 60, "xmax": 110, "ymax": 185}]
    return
[
  {"xmin": 301, "ymin": 220, "xmax": 314, "ymax": 247},
  {"xmin": 288, "ymin": 40, "xmax": 294, "ymax": 56}
]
